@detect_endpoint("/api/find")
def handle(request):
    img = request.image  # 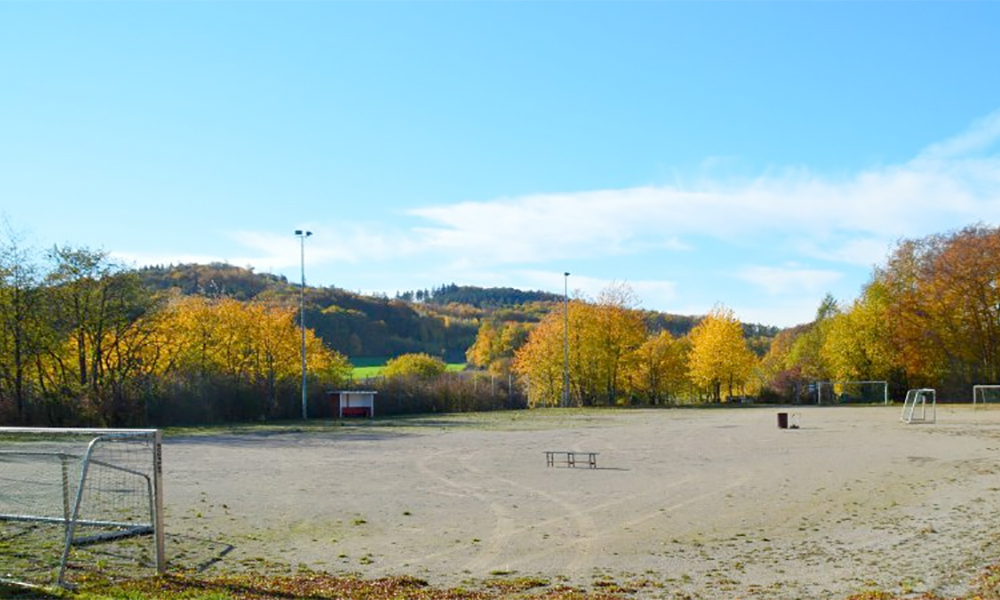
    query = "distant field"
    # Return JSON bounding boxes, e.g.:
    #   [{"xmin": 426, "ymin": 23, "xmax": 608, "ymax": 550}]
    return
[{"xmin": 350, "ymin": 357, "xmax": 466, "ymax": 378}]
